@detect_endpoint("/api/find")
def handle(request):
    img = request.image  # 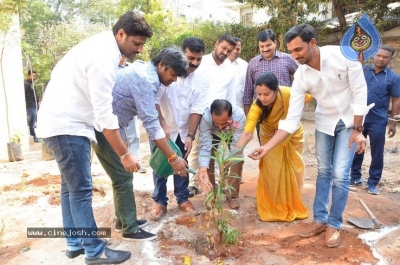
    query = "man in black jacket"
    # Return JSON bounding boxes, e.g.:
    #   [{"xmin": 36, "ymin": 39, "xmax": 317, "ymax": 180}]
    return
[{"xmin": 24, "ymin": 69, "xmax": 41, "ymax": 142}]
